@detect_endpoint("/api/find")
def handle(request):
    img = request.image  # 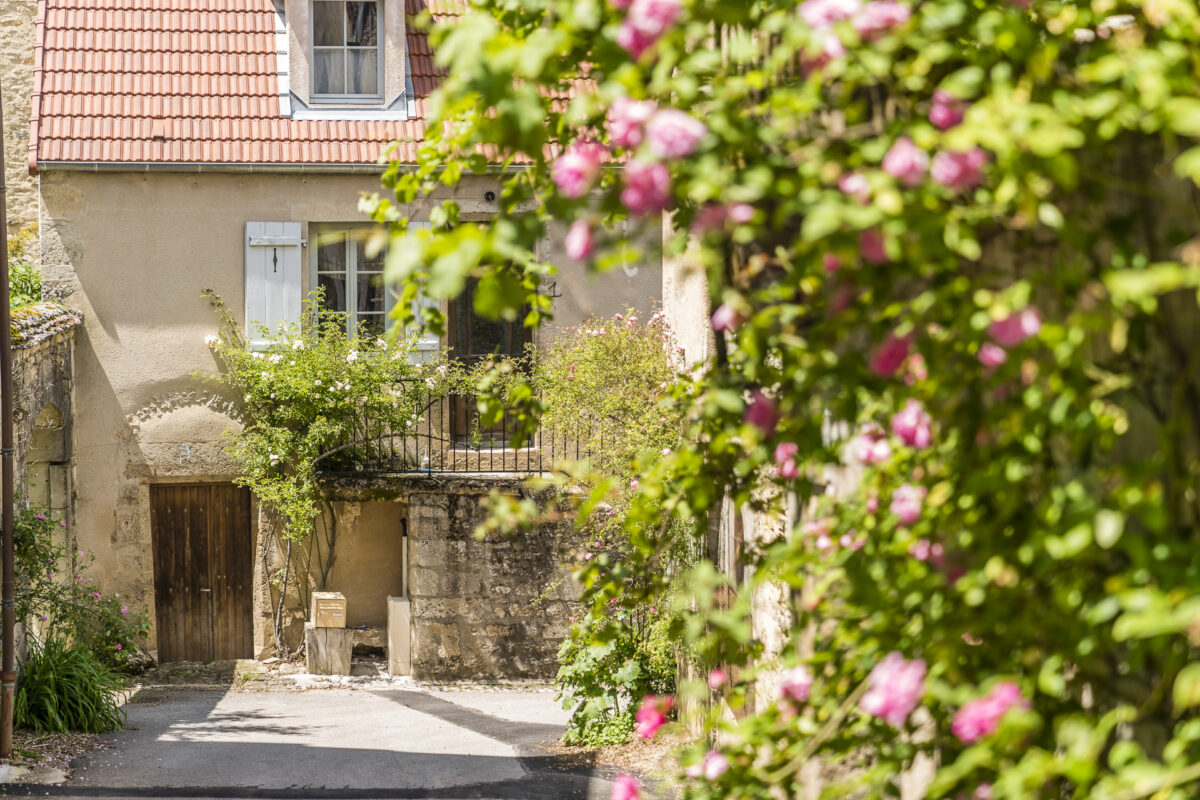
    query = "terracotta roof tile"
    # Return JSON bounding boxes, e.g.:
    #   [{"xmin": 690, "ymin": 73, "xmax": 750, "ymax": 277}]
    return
[{"xmin": 33, "ymin": 0, "xmax": 463, "ymax": 168}]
